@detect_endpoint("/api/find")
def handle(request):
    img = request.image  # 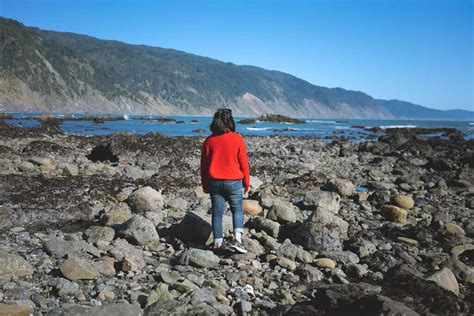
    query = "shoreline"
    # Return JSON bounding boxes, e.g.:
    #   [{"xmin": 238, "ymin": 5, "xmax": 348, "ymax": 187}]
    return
[{"xmin": 0, "ymin": 122, "xmax": 473, "ymax": 314}]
